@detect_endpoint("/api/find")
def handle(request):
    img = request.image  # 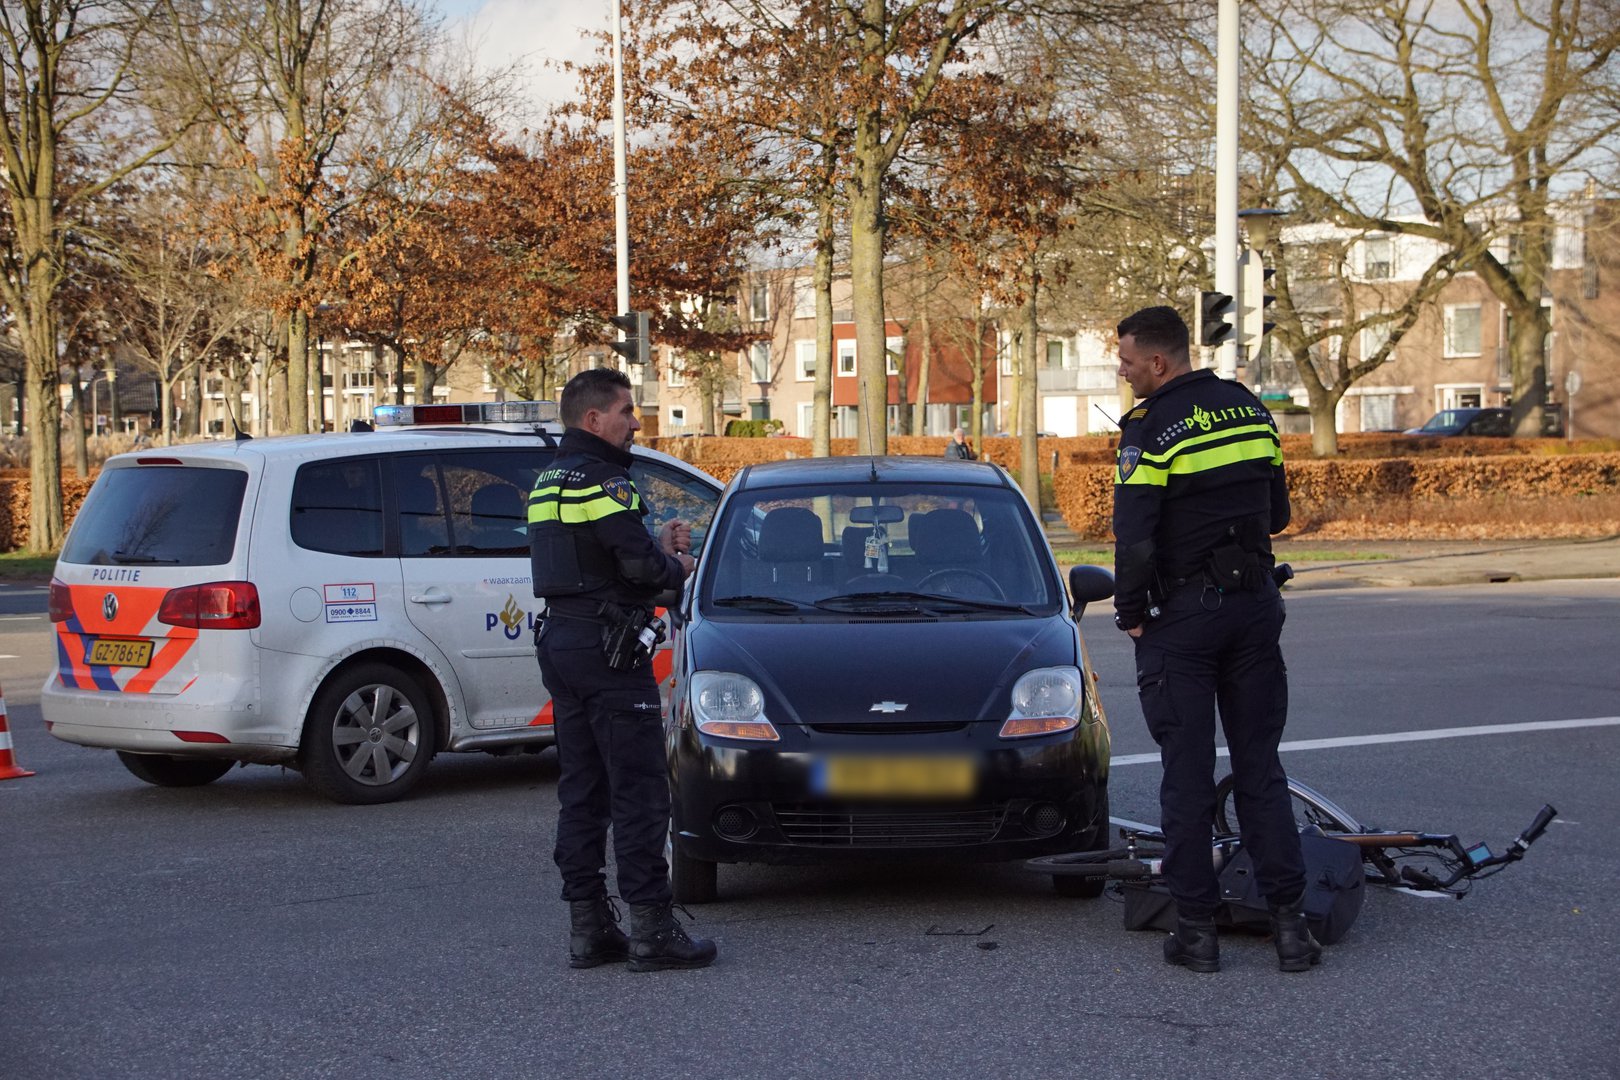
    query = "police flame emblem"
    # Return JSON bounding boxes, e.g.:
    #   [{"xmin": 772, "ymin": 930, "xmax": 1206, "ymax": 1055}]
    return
[
  {"xmin": 602, "ymin": 476, "xmax": 634, "ymax": 507},
  {"xmin": 1117, "ymin": 446, "xmax": 1142, "ymax": 482}
]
